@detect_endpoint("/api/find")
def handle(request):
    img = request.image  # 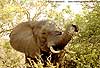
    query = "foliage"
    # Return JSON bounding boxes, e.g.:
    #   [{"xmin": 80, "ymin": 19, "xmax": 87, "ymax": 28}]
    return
[
  {"xmin": 0, "ymin": 0, "xmax": 100, "ymax": 68},
  {"xmin": 69, "ymin": 3, "xmax": 100, "ymax": 68},
  {"xmin": 0, "ymin": 40, "xmax": 25, "ymax": 68}
]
